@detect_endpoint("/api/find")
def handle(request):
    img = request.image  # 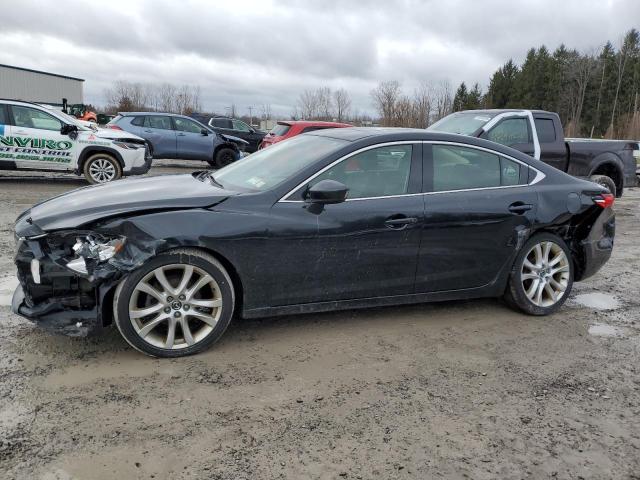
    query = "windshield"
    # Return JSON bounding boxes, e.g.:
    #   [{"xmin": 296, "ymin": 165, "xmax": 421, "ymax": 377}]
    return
[
  {"xmin": 52, "ymin": 110, "xmax": 92, "ymax": 131},
  {"xmin": 428, "ymin": 112, "xmax": 497, "ymax": 135},
  {"xmin": 213, "ymin": 135, "xmax": 347, "ymax": 192}
]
